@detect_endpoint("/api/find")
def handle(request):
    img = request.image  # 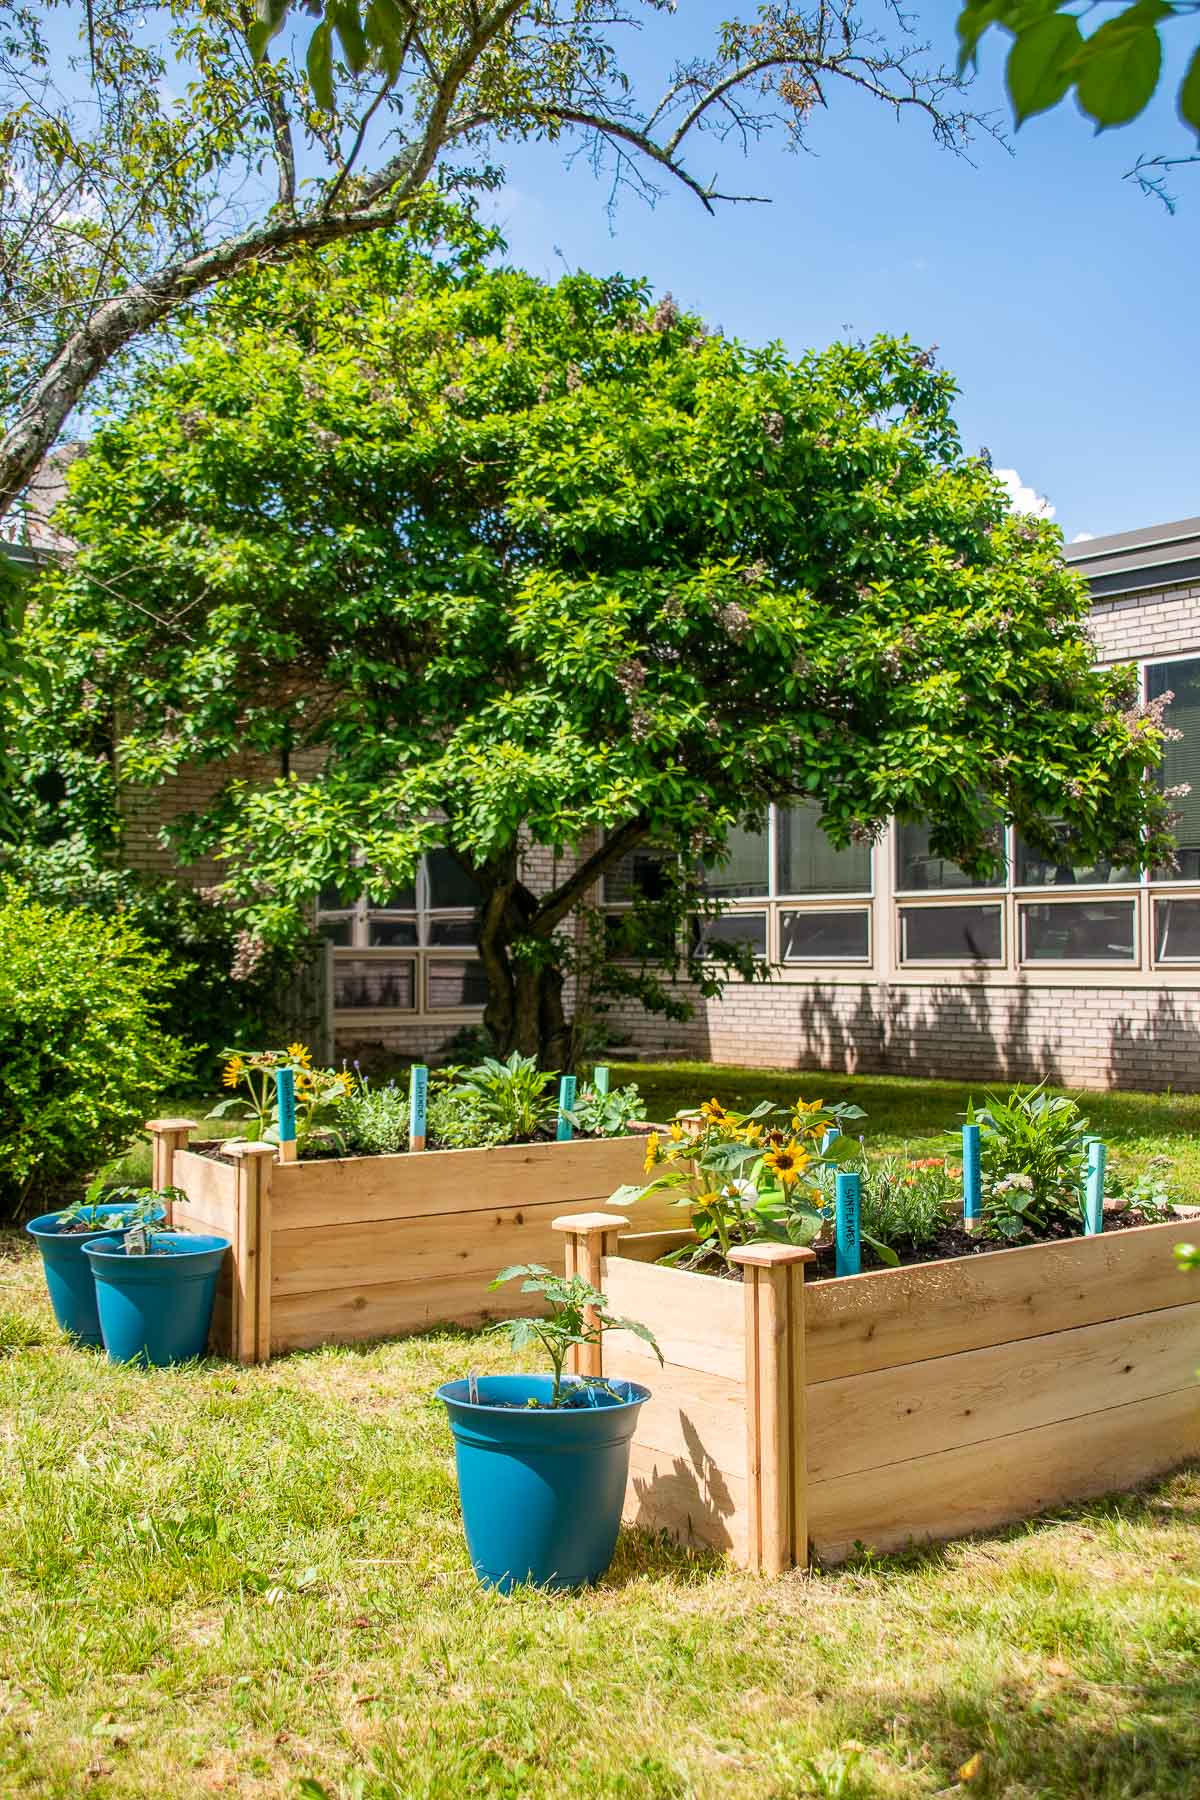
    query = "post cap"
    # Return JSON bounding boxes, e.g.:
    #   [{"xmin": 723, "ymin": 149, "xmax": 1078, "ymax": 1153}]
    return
[
  {"xmin": 729, "ymin": 1242, "xmax": 817, "ymax": 1268},
  {"xmin": 552, "ymin": 1211, "xmax": 631, "ymax": 1234},
  {"xmin": 223, "ymin": 1139, "xmax": 279, "ymax": 1159},
  {"xmin": 146, "ymin": 1117, "xmax": 198, "ymax": 1133}
]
